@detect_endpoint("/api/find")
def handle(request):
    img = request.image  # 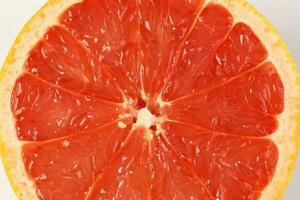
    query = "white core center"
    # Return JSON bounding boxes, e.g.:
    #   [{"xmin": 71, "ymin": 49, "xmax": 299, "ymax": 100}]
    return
[{"xmin": 135, "ymin": 107, "xmax": 155, "ymax": 129}]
